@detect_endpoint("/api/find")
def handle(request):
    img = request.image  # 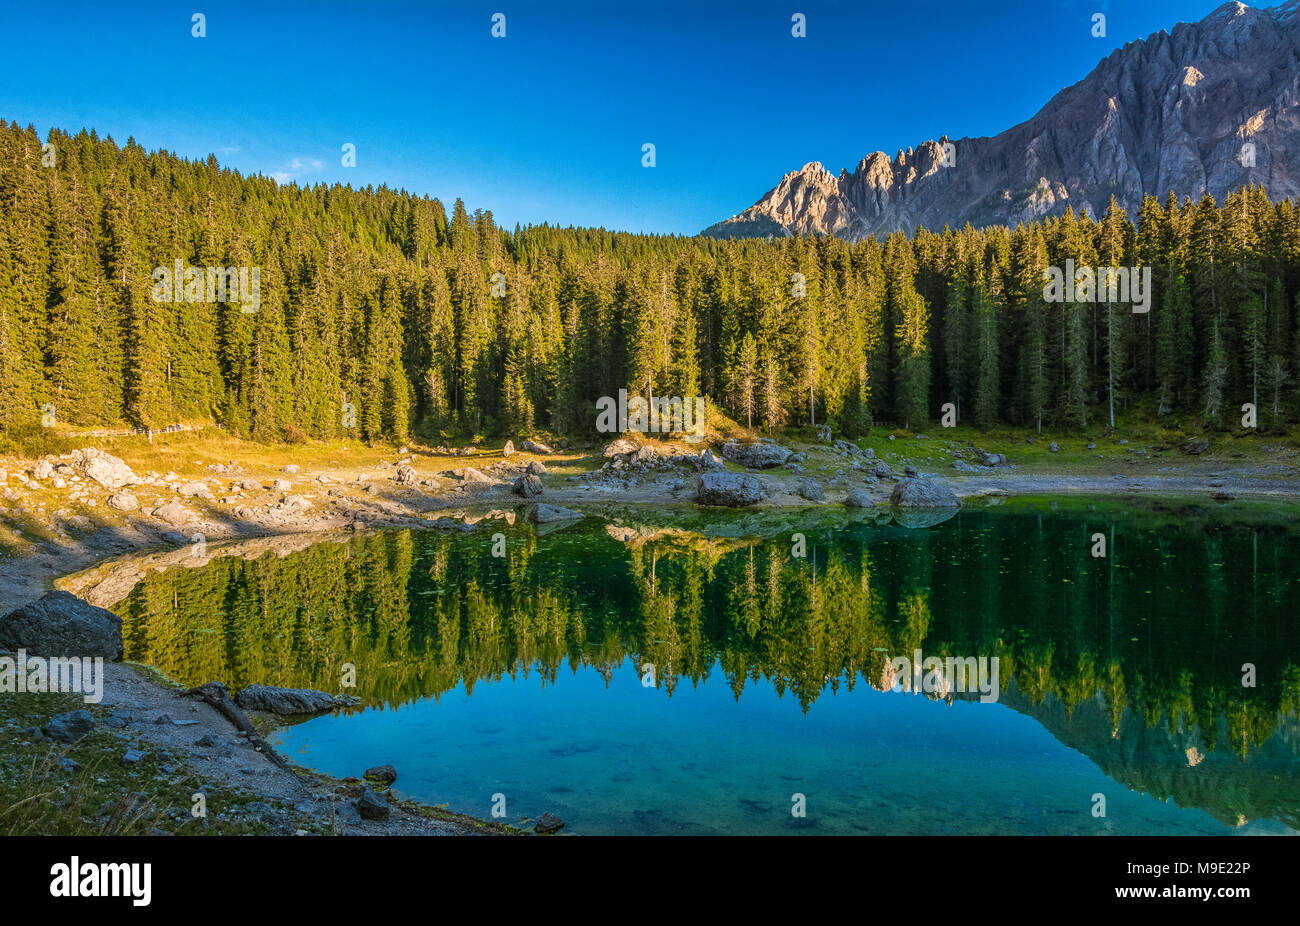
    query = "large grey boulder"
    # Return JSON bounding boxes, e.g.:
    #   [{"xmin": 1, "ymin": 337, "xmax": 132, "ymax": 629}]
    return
[
  {"xmin": 521, "ymin": 439, "xmax": 553, "ymax": 454},
  {"xmin": 721, "ymin": 441, "xmax": 792, "ymax": 469},
  {"xmin": 798, "ymin": 479, "xmax": 825, "ymax": 501},
  {"xmin": 696, "ymin": 472, "xmax": 765, "ymax": 507},
  {"xmin": 70, "ymin": 448, "xmax": 141, "ymax": 490},
  {"xmin": 976, "ymin": 450, "xmax": 1008, "ymax": 467},
  {"xmin": 890, "ymin": 478, "xmax": 962, "ymax": 509},
  {"xmin": 233, "ymin": 684, "xmax": 360, "ymax": 716},
  {"xmin": 512, "ymin": 474, "xmax": 544, "ymax": 498},
  {"xmin": 107, "ymin": 491, "xmax": 139, "ymax": 511},
  {"xmin": 602, "ymin": 437, "xmax": 640, "ymax": 458},
  {"xmin": 461, "ymin": 467, "xmax": 493, "ymax": 485},
  {"xmin": 0, "ymin": 591, "xmax": 123, "ymax": 659},
  {"xmin": 844, "ymin": 488, "xmax": 874, "ymax": 508},
  {"xmin": 151, "ymin": 499, "xmax": 195, "ymax": 527},
  {"xmin": 357, "ymin": 786, "xmax": 390, "ymax": 821},
  {"xmin": 43, "ymin": 710, "xmax": 95, "ymax": 743}
]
